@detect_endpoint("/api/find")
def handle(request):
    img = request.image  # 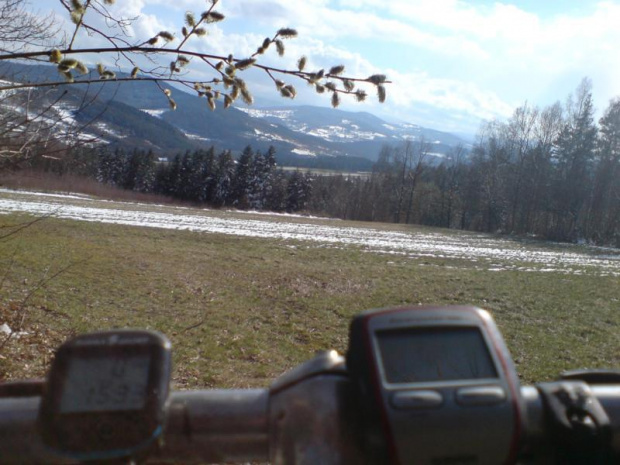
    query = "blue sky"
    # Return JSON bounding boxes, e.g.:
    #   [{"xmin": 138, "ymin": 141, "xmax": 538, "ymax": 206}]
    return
[{"xmin": 33, "ymin": 0, "xmax": 620, "ymax": 136}]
